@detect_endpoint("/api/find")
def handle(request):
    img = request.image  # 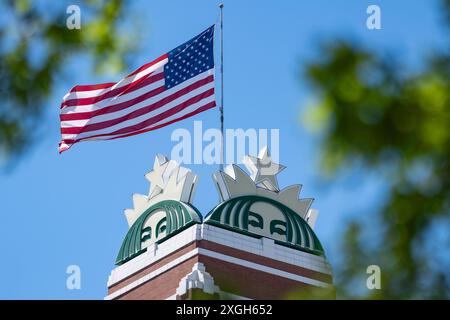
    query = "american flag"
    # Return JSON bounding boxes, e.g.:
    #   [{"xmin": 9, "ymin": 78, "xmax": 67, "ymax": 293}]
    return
[{"xmin": 59, "ymin": 26, "xmax": 216, "ymax": 153}]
